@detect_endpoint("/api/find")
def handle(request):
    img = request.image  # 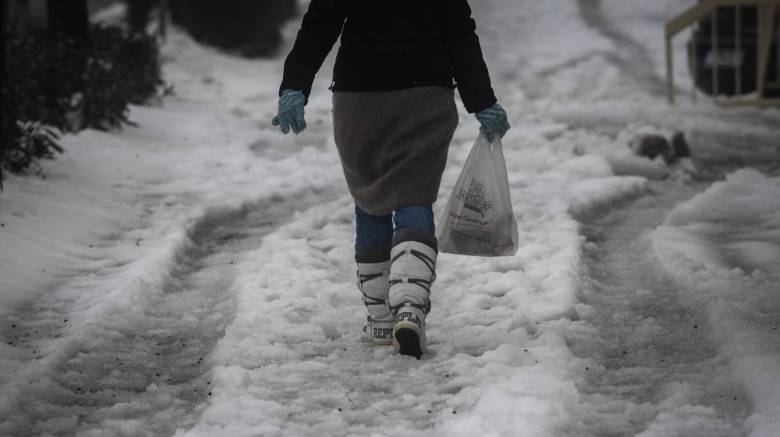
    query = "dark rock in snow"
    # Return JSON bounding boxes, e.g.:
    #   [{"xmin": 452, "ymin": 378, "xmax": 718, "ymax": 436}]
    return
[
  {"xmin": 671, "ymin": 131, "xmax": 691, "ymax": 159},
  {"xmin": 629, "ymin": 131, "xmax": 691, "ymax": 165}
]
